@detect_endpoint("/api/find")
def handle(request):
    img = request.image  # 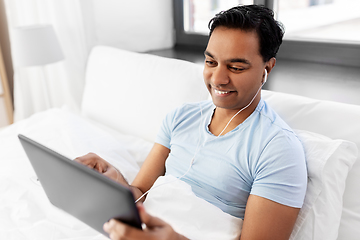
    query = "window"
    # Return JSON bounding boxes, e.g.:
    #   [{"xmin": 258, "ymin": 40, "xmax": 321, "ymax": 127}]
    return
[
  {"xmin": 276, "ymin": 0, "xmax": 360, "ymax": 44},
  {"xmin": 174, "ymin": 0, "xmax": 265, "ymax": 48},
  {"xmin": 183, "ymin": 0, "xmax": 254, "ymax": 35},
  {"xmin": 174, "ymin": 0, "xmax": 360, "ymax": 67}
]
